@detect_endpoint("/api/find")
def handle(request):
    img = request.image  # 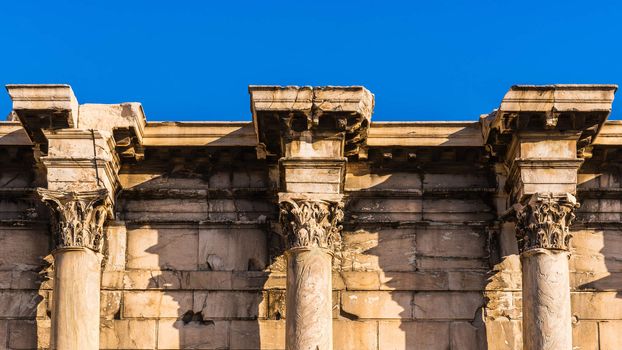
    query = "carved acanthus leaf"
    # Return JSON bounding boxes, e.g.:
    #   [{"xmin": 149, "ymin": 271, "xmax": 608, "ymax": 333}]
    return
[
  {"xmin": 515, "ymin": 192, "xmax": 579, "ymax": 252},
  {"xmin": 37, "ymin": 189, "xmax": 112, "ymax": 253},
  {"xmin": 279, "ymin": 199, "xmax": 344, "ymax": 250}
]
